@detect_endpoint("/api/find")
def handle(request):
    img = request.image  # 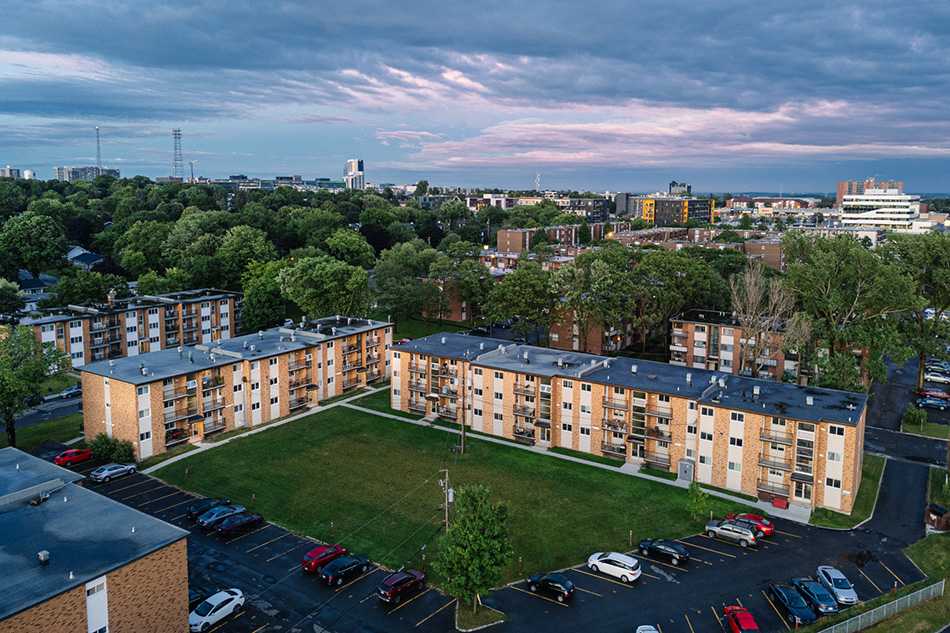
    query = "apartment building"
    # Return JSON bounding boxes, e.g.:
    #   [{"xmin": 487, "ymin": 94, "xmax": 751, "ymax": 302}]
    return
[
  {"xmin": 391, "ymin": 335, "xmax": 867, "ymax": 514},
  {"xmin": 0, "ymin": 448, "xmax": 188, "ymax": 633},
  {"xmin": 495, "ymin": 222, "xmax": 627, "ymax": 253},
  {"xmin": 615, "ymin": 194, "xmax": 715, "ymax": 225},
  {"xmin": 80, "ymin": 316, "xmax": 392, "ymax": 460},
  {"xmin": 22, "ymin": 289, "xmax": 242, "ymax": 368},
  {"xmin": 669, "ymin": 309, "xmax": 794, "ymax": 381}
]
